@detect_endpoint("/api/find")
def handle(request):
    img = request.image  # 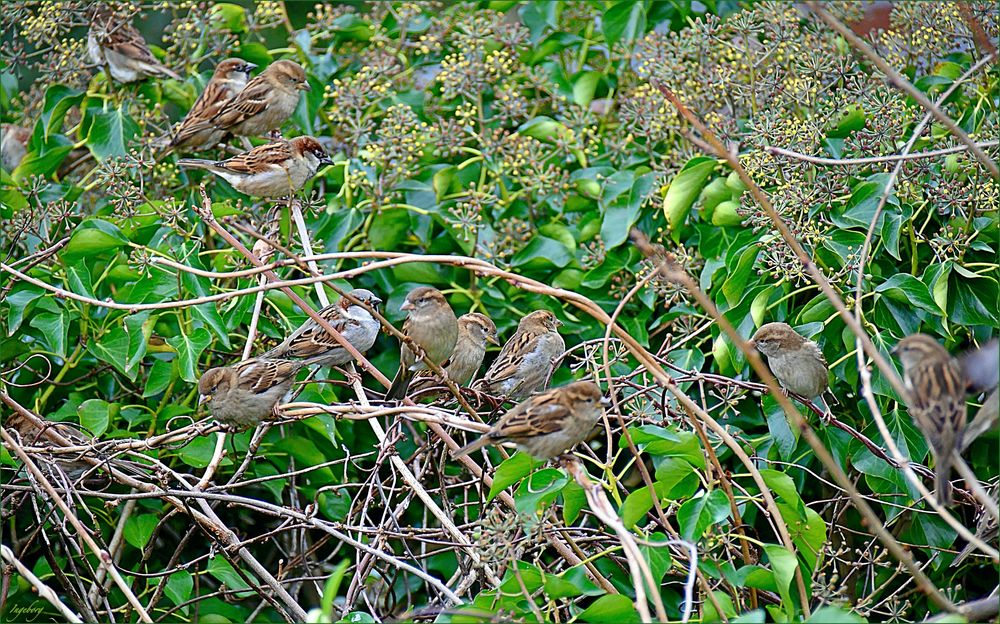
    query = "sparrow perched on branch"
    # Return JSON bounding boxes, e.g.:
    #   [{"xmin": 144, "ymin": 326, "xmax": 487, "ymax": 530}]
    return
[
  {"xmin": 410, "ymin": 313, "xmax": 498, "ymax": 392},
  {"xmin": 477, "ymin": 310, "xmax": 565, "ymax": 400},
  {"xmin": 177, "ymin": 135, "xmax": 333, "ymax": 197},
  {"xmin": 261, "ymin": 289, "xmax": 383, "ymax": 367},
  {"xmin": 161, "ymin": 58, "xmax": 257, "ymax": 152},
  {"xmin": 453, "ymin": 381, "xmax": 607, "ymax": 460},
  {"xmin": 894, "ymin": 334, "xmax": 967, "ymax": 506},
  {"xmin": 87, "ymin": 6, "xmax": 180, "ymax": 83},
  {"xmin": 386, "ymin": 287, "xmax": 458, "ymax": 400},
  {"xmin": 209, "ymin": 59, "xmax": 310, "ymax": 138},
  {"xmin": 749, "ymin": 322, "xmax": 830, "ymax": 400},
  {"xmin": 198, "ymin": 358, "xmax": 305, "ymax": 430}
]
